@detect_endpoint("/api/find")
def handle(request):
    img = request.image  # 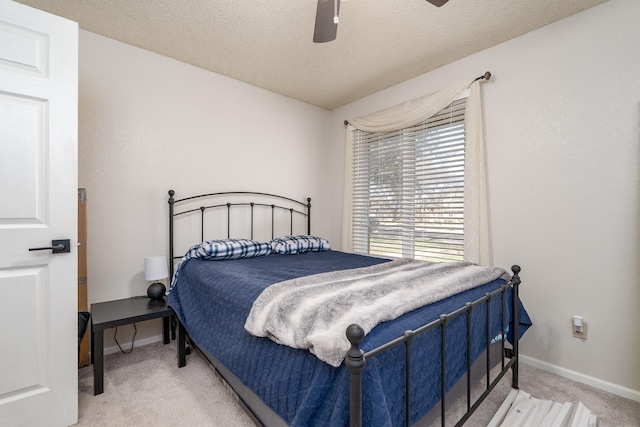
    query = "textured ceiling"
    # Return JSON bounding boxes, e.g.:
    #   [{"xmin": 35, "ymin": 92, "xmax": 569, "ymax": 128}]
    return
[{"xmin": 15, "ymin": 0, "xmax": 608, "ymax": 110}]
